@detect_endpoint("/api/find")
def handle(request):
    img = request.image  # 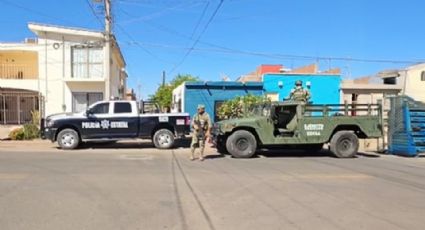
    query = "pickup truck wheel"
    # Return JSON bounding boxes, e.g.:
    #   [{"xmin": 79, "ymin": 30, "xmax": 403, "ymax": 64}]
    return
[
  {"xmin": 57, "ymin": 129, "xmax": 80, "ymax": 150},
  {"xmin": 226, "ymin": 130, "xmax": 257, "ymax": 158},
  {"xmin": 330, "ymin": 131, "xmax": 359, "ymax": 158},
  {"xmin": 153, "ymin": 129, "xmax": 175, "ymax": 149}
]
